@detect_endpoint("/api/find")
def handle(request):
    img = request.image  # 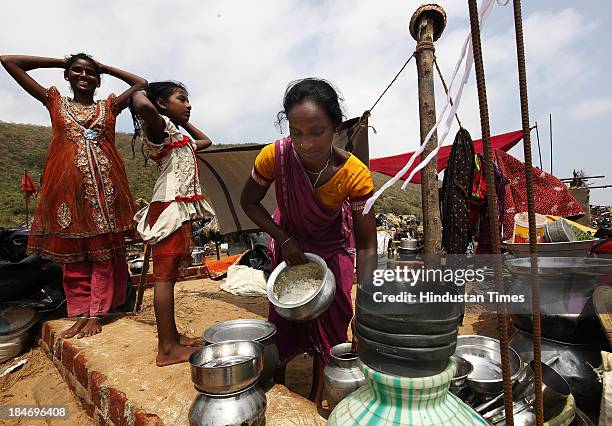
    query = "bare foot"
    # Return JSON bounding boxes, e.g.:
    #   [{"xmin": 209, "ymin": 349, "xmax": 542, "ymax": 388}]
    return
[
  {"xmin": 179, "ymin": 335, "xmax": 204, "ymax": 347},
  {"xmin": 156, "ymin": 343, "xmax": 198, "ymax": 367},
  {"xmin": 61, "ymin": 316, "xmax": 89, "ymax": 339},
  {"xmin": 77, "ymin": 317, "xmax": 102, "ymax": 339}
]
